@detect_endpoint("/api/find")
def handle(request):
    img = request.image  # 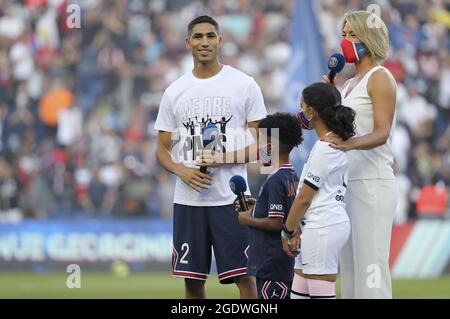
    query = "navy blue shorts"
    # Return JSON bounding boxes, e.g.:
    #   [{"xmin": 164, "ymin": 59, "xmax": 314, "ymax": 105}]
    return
[
  {"xmin": 172, "ymin": 204, "xmax": 250, "ymax": 284},
  {"xmin": 256, "ymin": 278, "xmax": 292, "ymax": 299}
]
